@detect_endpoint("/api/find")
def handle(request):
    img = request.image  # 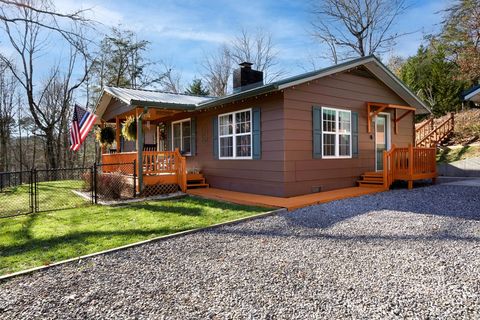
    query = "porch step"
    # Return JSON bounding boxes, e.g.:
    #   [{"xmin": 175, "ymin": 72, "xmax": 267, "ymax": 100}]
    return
[
  {"xmin": 186, "ymin": 173, "xmax": 209, "ymax": 190},
  {"xmin": 360, "ymin": 175, "xmax": 383, "ymax": 182},
  {"xmin": 362, "ymin": 172, "xmax": 383, "ymax": 177},
  {"xmin": 358, "ymin": 180, "xmax": 384, "ymax": 188},
  {"xmin": 187, "ymin": 183, "xmax": 210, "ymax": 188},
  {"xmin": 357, "ymin": 171, "xmax": 384, "ymax": 188}
]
